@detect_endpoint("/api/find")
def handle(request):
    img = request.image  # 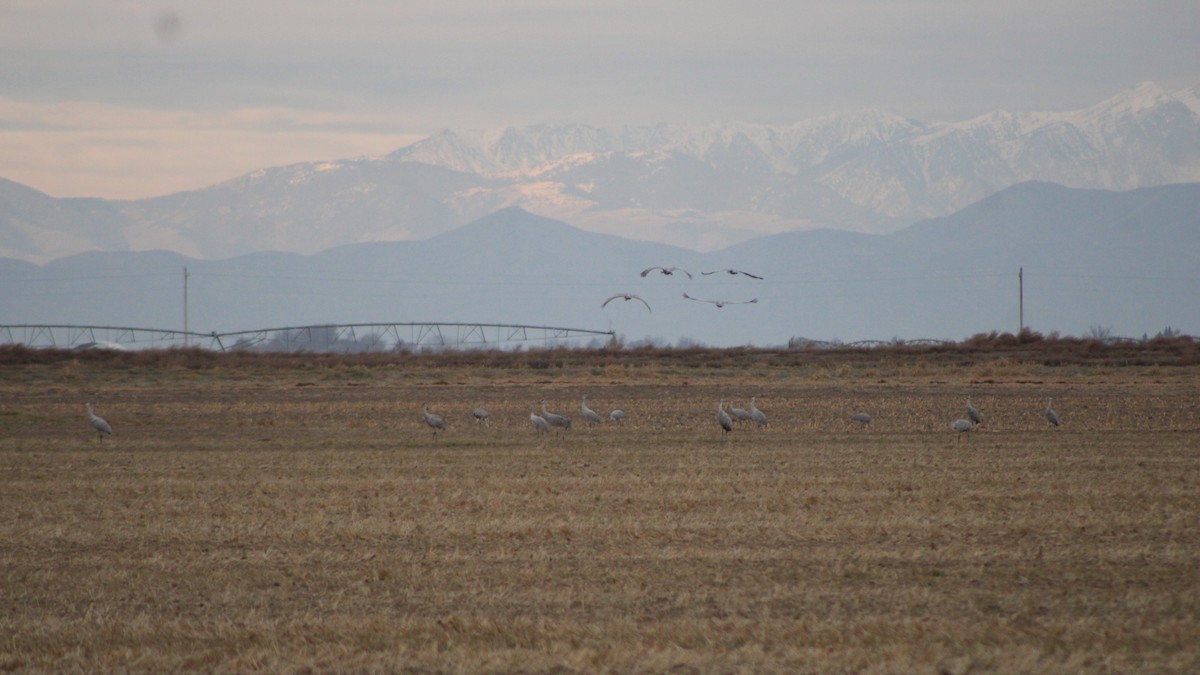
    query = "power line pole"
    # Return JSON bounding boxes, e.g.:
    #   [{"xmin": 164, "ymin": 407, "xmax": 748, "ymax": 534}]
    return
[
  {"xmin": 1018, "ymin": 266, "xmax": 1024, "ymax": 334},
  {"xmin": 183, "ymin": 266, "xmax": 189, "ymax": 347}
]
